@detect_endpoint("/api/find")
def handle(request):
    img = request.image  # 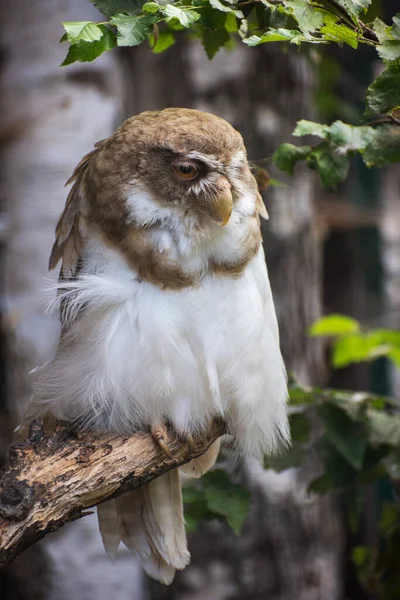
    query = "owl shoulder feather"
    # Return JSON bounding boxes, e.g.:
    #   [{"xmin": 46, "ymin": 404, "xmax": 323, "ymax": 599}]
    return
[{"xmin": 48, "ymin": 143, "xmax": 103, "ymax": 278}]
